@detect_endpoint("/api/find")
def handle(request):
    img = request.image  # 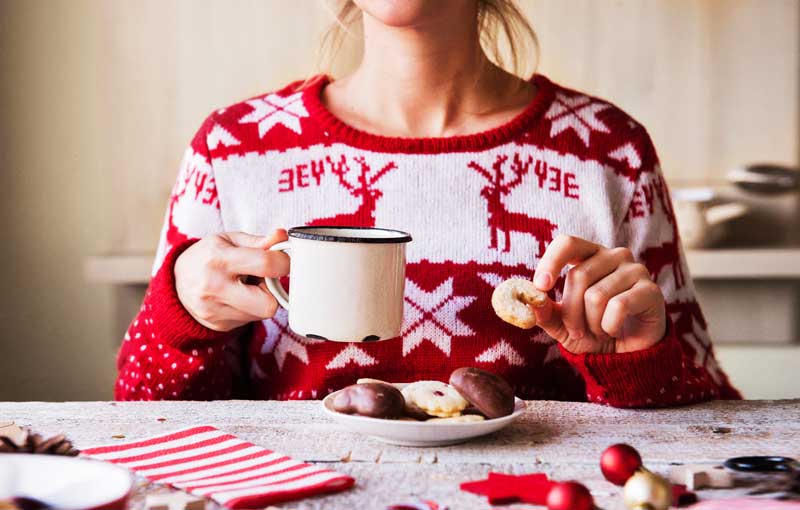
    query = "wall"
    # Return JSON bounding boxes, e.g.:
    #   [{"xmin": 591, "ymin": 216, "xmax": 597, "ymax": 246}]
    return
[
  {"xmin": 0, "ymin": 0, "xmax": 344, "ymax": 400},
  {"xmin": 1, "ymin": 0, "xmax": 797, "ymax": 400},
  {"xmin": 0, "ymin": 1, "xmax": 115, "ymax": 400},
  {"xmin": 529, "ymin": 0, "xmax": 799, "ymax": 185},
  {"xmin": 96, "ymin": 1, "xmax": 356, "ymax": 254}
]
